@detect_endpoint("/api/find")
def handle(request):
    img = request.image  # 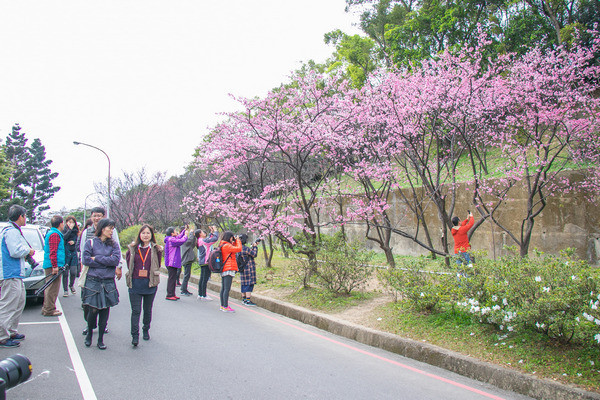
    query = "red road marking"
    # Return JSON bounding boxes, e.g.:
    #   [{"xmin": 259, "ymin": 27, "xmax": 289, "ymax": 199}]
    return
[{"xmin": 240, "ymin": 304, "xmax": 507, "ymax": 400}]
